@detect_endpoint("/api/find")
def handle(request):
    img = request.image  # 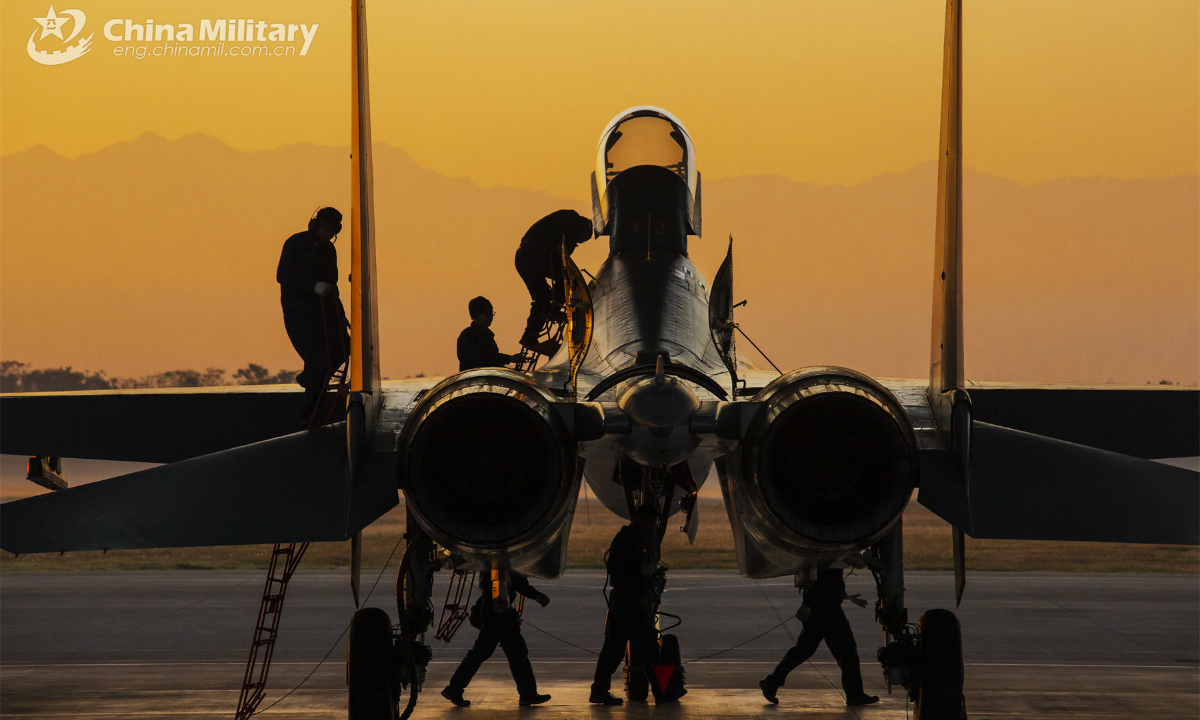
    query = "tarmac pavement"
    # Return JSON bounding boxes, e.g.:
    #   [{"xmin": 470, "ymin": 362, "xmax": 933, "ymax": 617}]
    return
[{"xmin": 1, "ymin": 570, "xmax": 1196, "ymax": 718}]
